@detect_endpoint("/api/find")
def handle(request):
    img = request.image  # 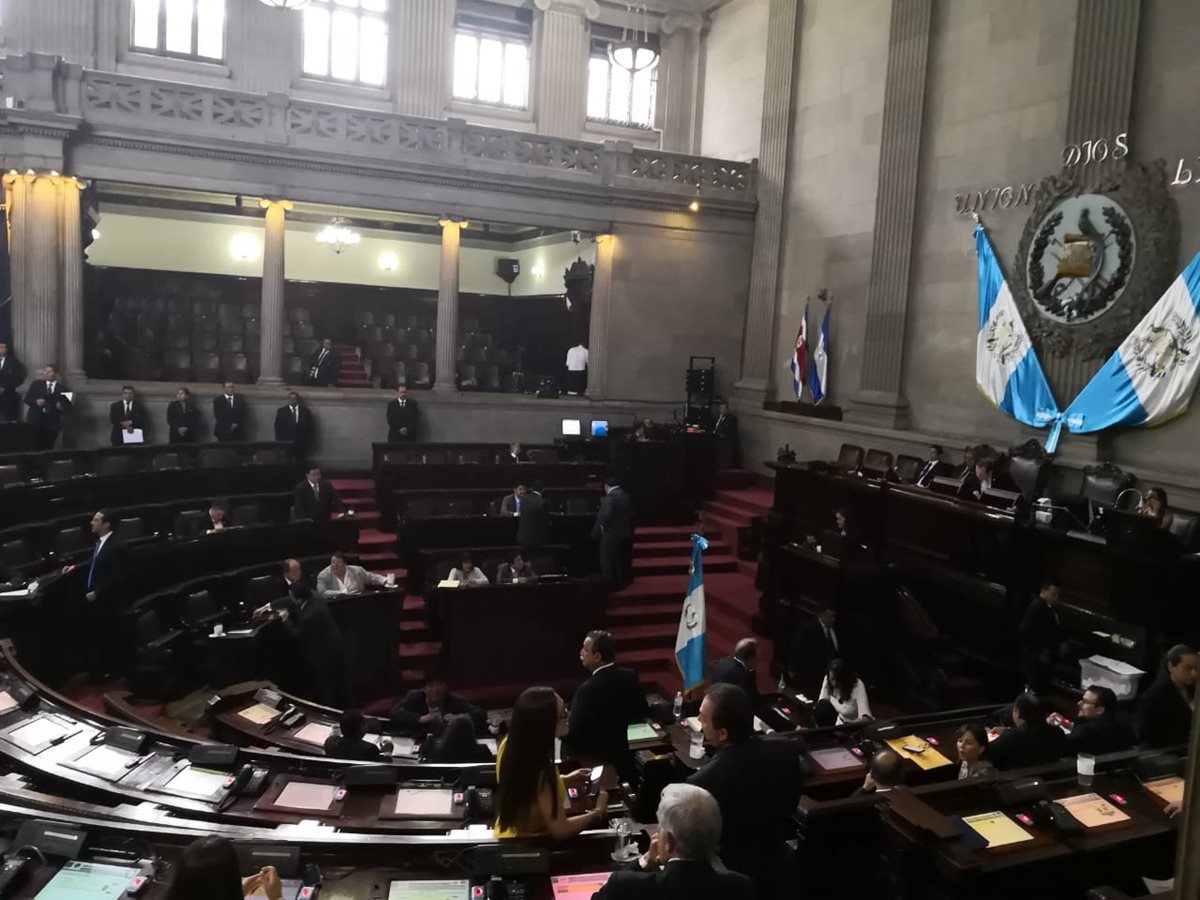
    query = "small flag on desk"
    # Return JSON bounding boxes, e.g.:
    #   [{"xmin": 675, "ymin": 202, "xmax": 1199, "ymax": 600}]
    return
[
  {"xmin": 810, "ymin": 306, "xmax": 830, "ymax": 405},
  {"xmin": 790, "ymin": 303, "xmax": 808, "ymax": 399},
  {"xmin": 675, "ymin": 535, "xmax": 708, "ymax": 692}
]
